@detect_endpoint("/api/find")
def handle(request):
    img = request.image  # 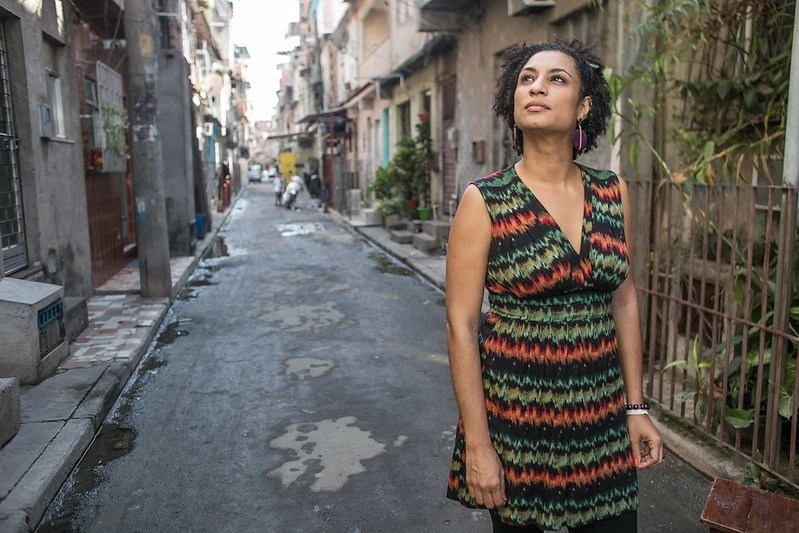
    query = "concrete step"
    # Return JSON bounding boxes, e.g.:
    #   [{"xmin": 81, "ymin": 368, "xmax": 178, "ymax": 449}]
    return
[
  {"xmin": 413, "ymin": 232, "xmax": 440, "ymax": 253},
  {"xmin": 390, "ymin": 230, "xmax": 414, "ymax": 244},
  {"xmin": 0, "ymin": 377, "xmax": 20, "ymax": 447},
  {"xmin": 422, "ymin": 220, "xmax": 451, "ymax": 242}
]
